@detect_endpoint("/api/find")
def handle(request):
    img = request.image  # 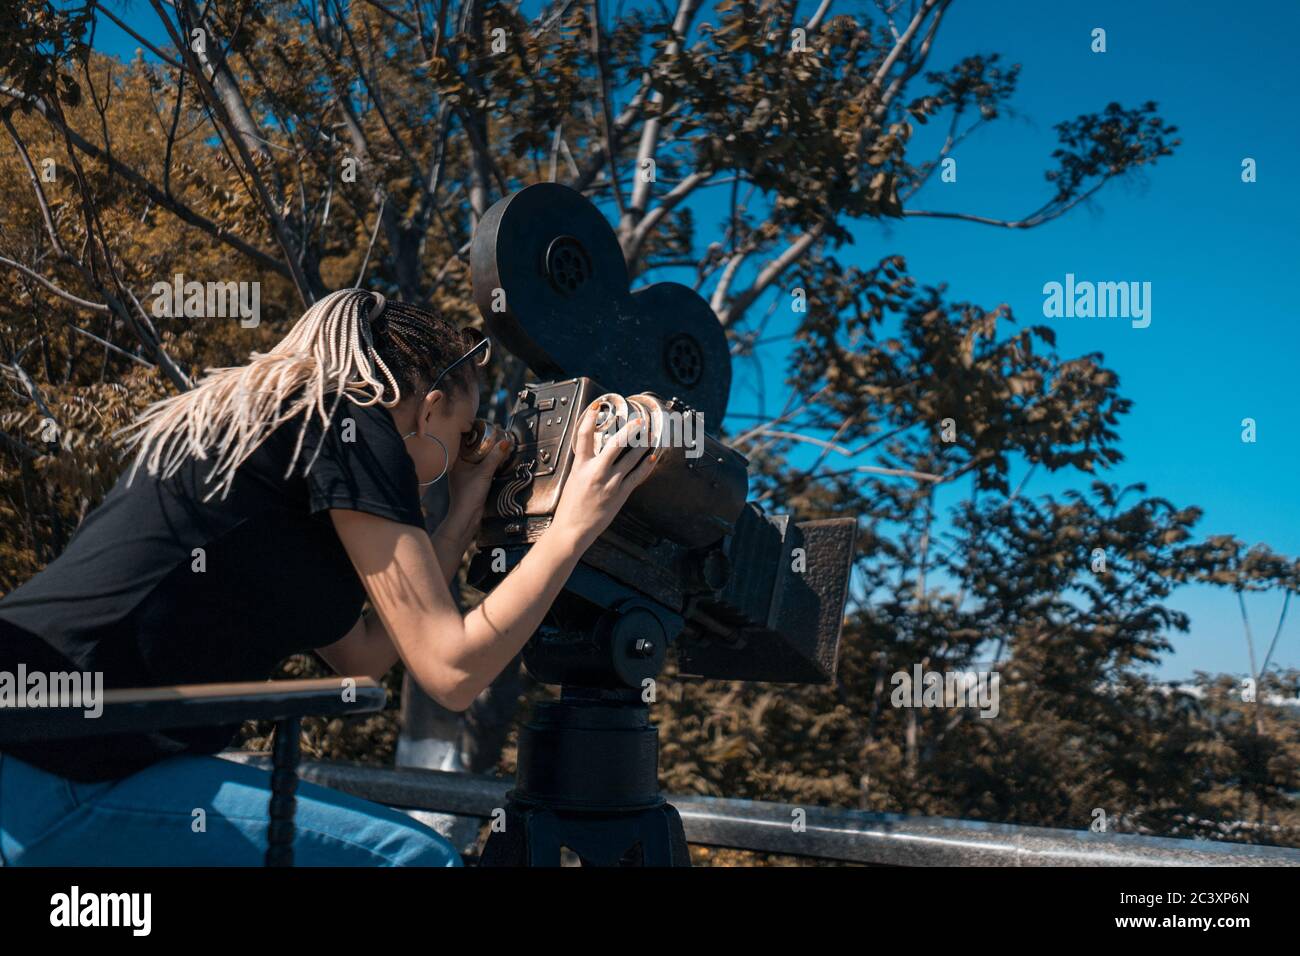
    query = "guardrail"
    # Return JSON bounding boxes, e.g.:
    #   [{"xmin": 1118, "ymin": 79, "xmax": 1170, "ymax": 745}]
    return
[{"xmin": 223, "ymin": 753, "xmax": 1300, "ymax": 866}]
